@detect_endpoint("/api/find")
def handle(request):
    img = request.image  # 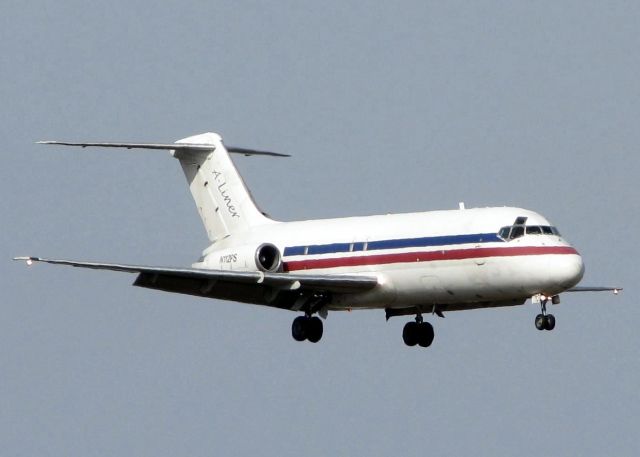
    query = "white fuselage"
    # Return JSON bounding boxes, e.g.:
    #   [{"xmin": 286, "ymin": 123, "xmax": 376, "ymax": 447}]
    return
[{"xmin": 195, "ymin": 206, "xmax": 584, "ymax": 312}]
